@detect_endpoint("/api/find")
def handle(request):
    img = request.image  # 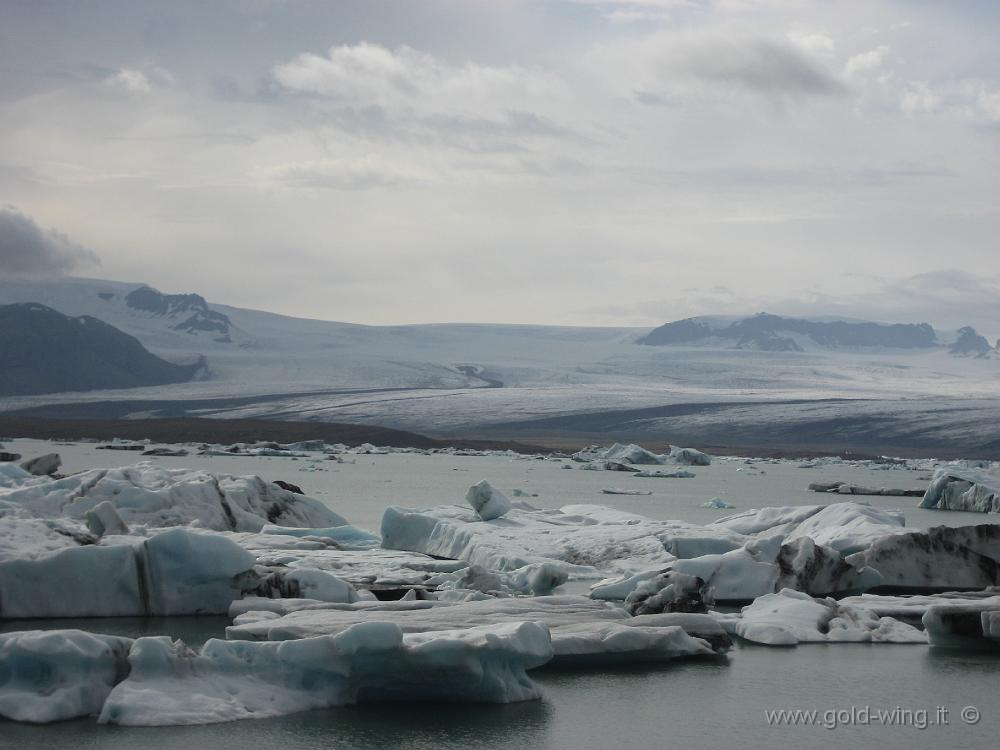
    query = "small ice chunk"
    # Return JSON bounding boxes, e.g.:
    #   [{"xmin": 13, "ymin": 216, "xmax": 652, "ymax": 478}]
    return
[
  {"xmin": 465, "ymin": 480, "xmax": 512, "ymax": 521},
  {"xmin": 85, "ymin": 500, "xmax": 130, "ymax": 536},
  {"xmin": 701, "ymin": 498, "xmax": 734, "ymax": 509}
]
